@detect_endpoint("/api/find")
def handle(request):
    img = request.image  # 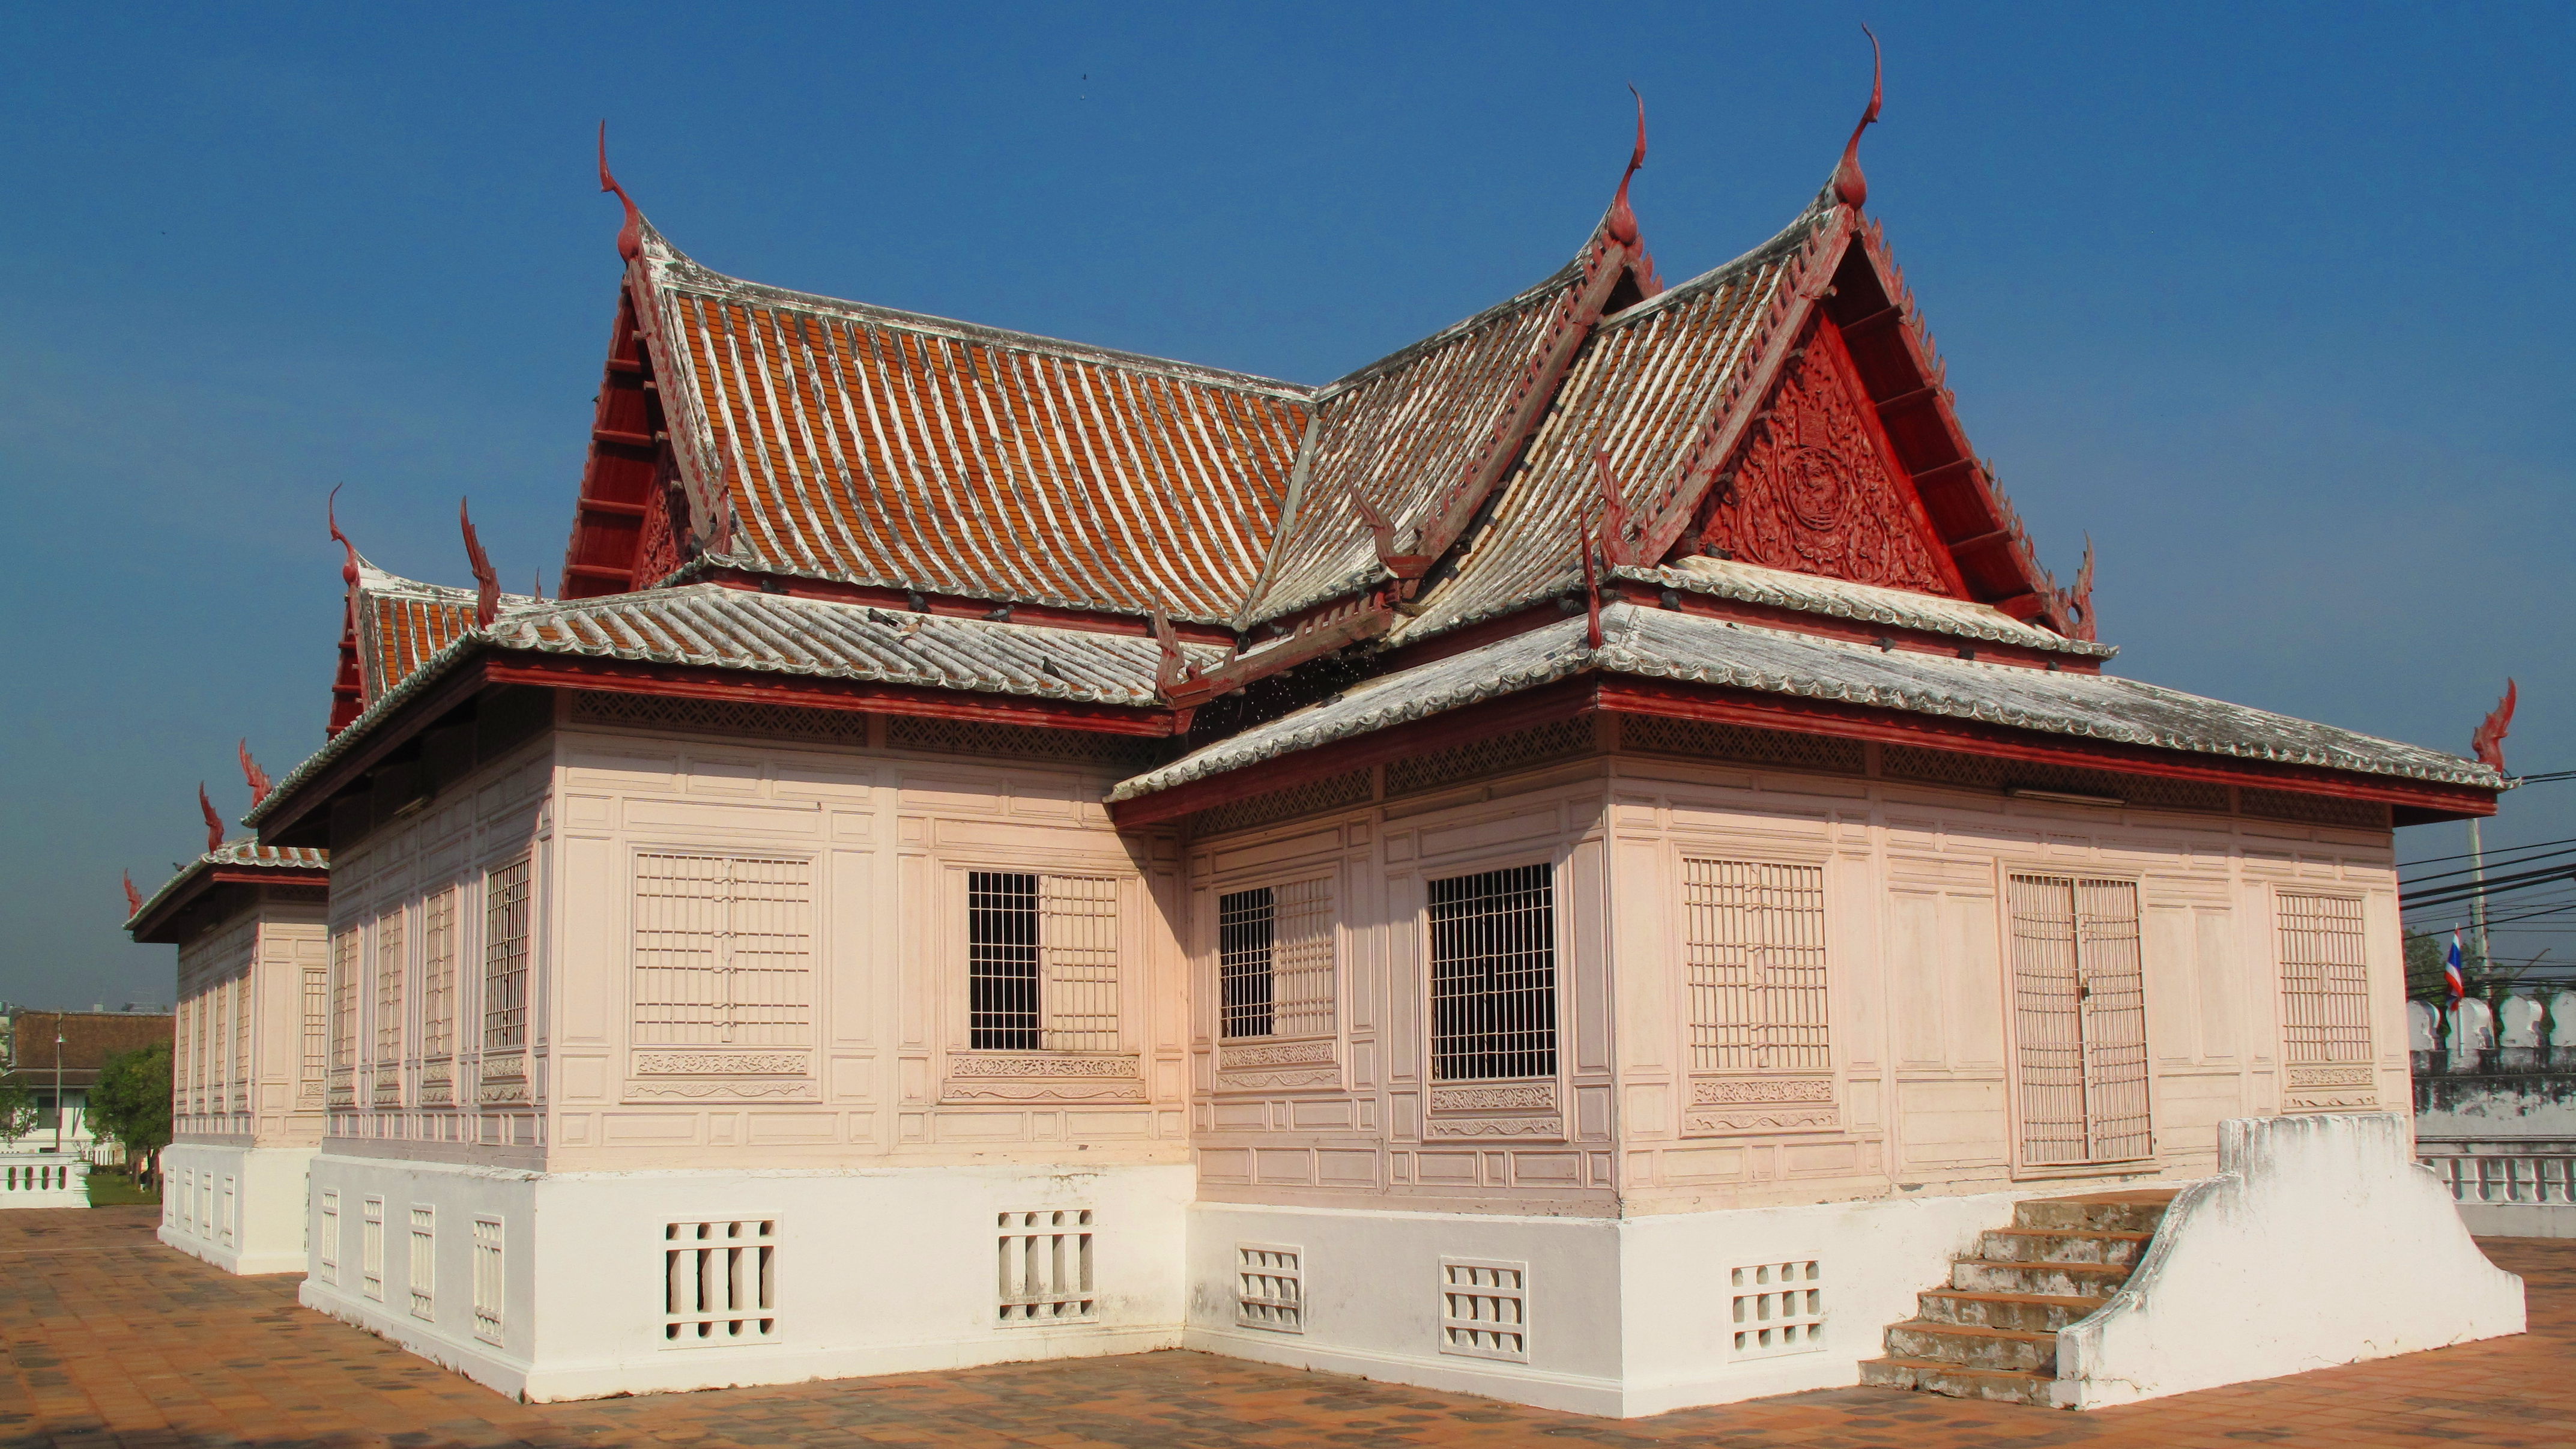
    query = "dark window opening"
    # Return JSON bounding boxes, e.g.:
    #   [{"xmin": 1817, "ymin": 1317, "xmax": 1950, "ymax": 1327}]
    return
[
  {"xmin": 1218, "ymin": 888, "xmax": 1275, "ymax": 1039},
  {"xmin": 969, "ymin": 871, "xmax": 1040, "ymax": 1050},
  {"xmin": 1429, "ymin": 863, "xmax": 1557, "ymax": 1081}
]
